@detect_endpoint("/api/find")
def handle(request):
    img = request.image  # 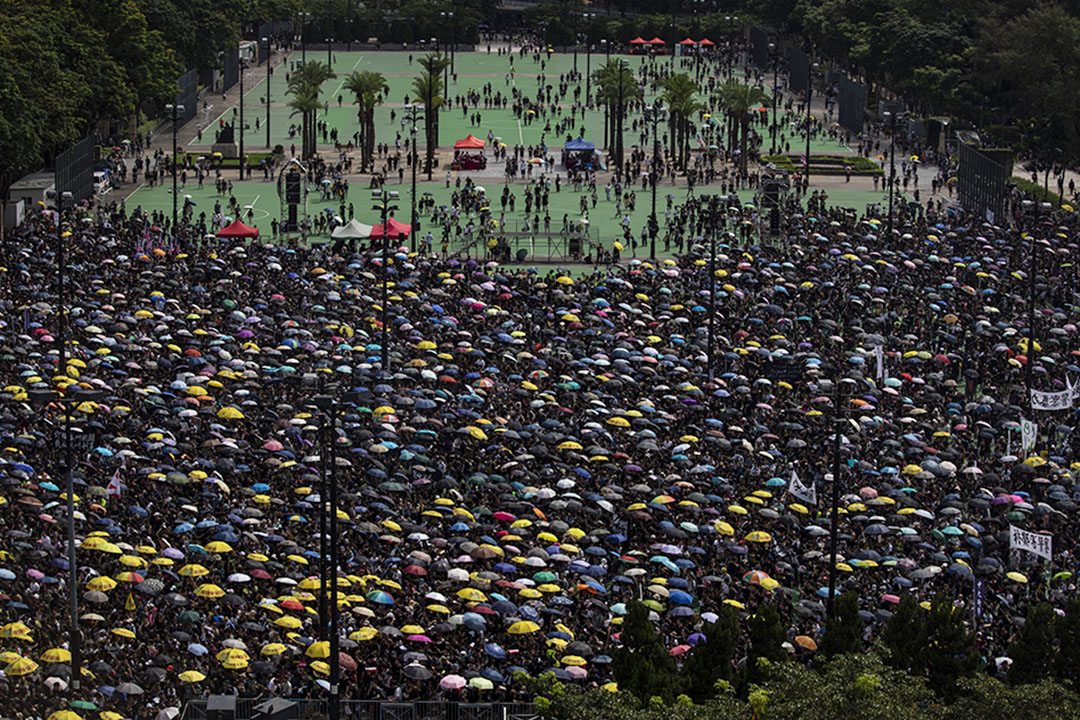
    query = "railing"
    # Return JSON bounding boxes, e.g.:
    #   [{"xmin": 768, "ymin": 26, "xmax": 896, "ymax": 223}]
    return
[{"xmin": 183, "ymin": 699, "xmax": 536, "ymax": 720}]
